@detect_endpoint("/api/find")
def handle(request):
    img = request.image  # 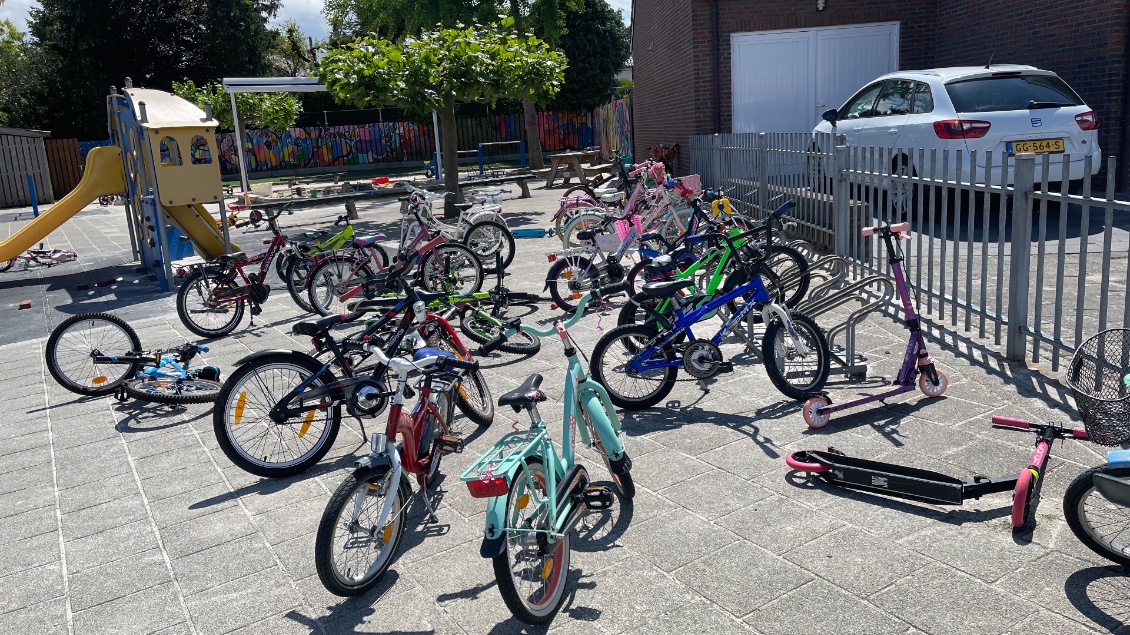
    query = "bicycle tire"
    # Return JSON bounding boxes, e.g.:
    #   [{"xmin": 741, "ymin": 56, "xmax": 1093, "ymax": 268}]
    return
[
  {"xmin": 274, "ymin": 250, "xmax": 293, "ymax": 281},
  {"xmin": 590, "ymin": 323, "xmax": 678, "ymax": 410},
  {"xmin": 46, "ymin": 312, "xmax": 142, "ymax": 396},
  {"xmin": 213, "ymin": 352, "xmax": 341, "ymax": 477},
  {"xmin": 756, "ymin": 244, "xmax": 811, "ymax": 309},
  {"xmin": 0, "ymin": 259, "xmax": 12, "ymax": 272},
  {"xmin": 123, "ymin": 378, "xmax": 221, "ymax": 405},
  {"xmin": 562, "ymin": 183, "xmax": 597, "ymax": 201},
  {"xmin": 493, "ymin": 457, "xmax": 571, "ymax": 624},
  {"xmin": 761, "ymin": 311, "xmax": 830, "ymax": 400},
  {"xmin": 1063, "ymin": 465, "xmax": 1130, "ymax": 566},
  {"xmin": 455, "ymin": 369, "xmax": 495, "ymax": 426},
  {"xmin": 308, "ymin": 254, "xmax": 376, "ymax": 317},
  {"xmin": 314, "ymin": 465, "xmax": 412, "ymax": 596},
  {"xmin": 176, "ymin": 269, "xmax": 245, "ymax": 338},
  {"xmin": 558, "ymin": 211, "xmax": 606, "ymax": 250},
  {"xmin": 459, "ymin": 312, "xmax": 541, "ymax": 355},
  {"xmin": 463, "ymin": 219, "xmax": 515, "ymax": 272},
  {"xmin": 420, "ymin": 244, "xmax": 484, "ymax": 296},
  {"xmin": 285, "ymin": 255, "xmax": 317, "ymax": 313},
  {"xmin": 546, "ymin": 255, "xmax": 600, "ymax": 313}
]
